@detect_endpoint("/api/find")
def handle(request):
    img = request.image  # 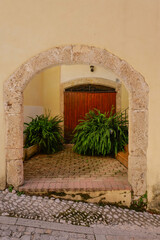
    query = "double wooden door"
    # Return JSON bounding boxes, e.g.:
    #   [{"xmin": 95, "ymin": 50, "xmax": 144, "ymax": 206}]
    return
[{"xmin": 64, "ymin": 92, "xmax": 116, "ymax": 142}]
